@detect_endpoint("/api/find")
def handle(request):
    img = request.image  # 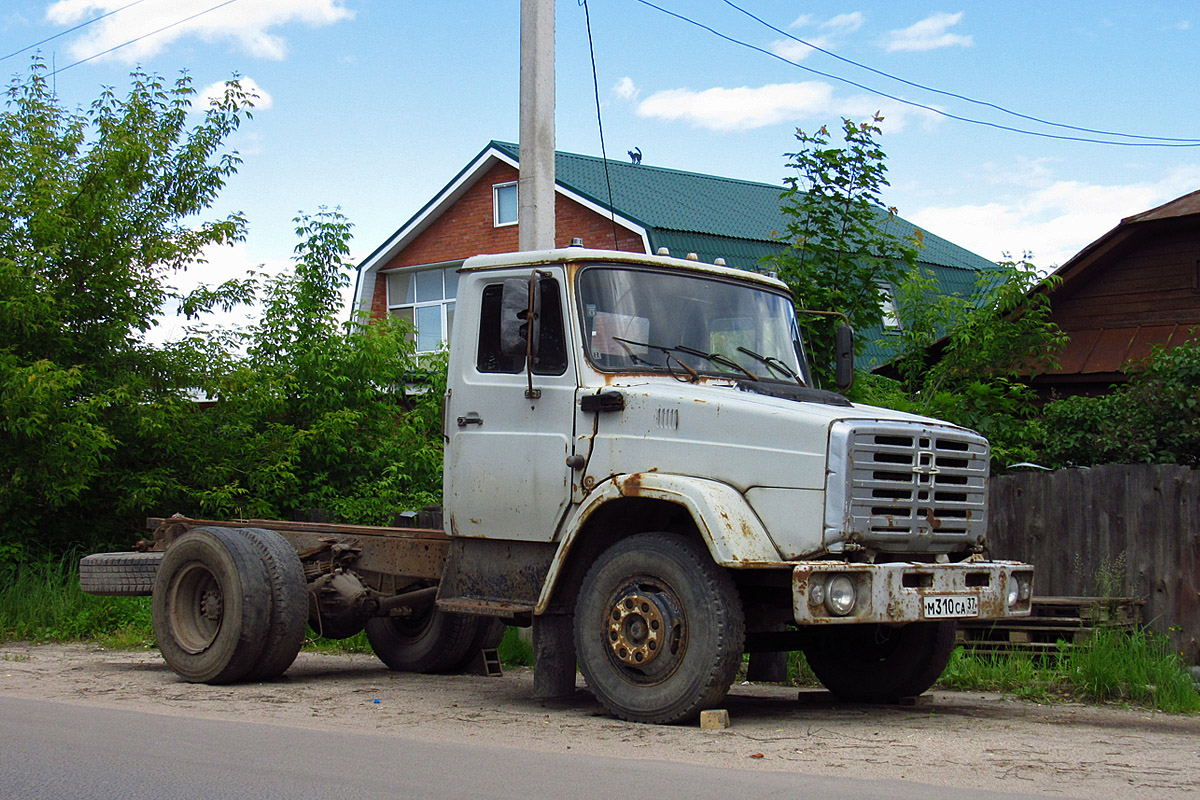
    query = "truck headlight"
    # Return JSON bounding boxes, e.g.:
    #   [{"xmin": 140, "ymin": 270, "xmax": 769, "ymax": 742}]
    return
[
  {"xmin": 1005, "ymin": 574, "xmax": 1021, "ymax": 608},
  {"xmin": 824, "ymin": 574, "xmax": 856, "ymax": 616}
]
